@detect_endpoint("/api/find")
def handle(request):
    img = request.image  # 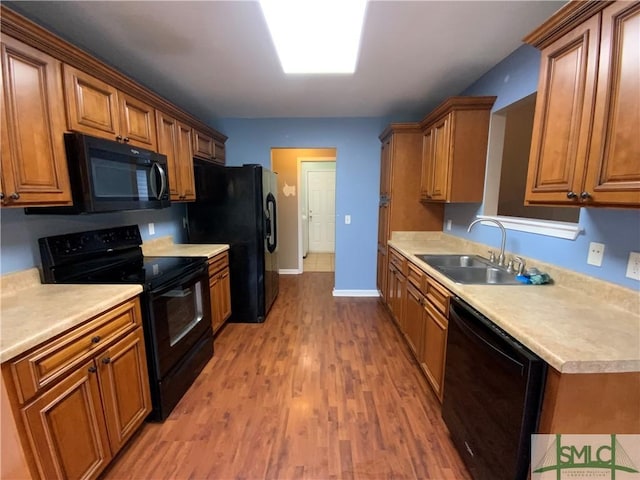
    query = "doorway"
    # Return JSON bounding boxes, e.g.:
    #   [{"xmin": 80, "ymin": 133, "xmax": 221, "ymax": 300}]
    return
[{"xmin": 271, "ymin": 149, "xmax": 336, "ymax": 275}]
